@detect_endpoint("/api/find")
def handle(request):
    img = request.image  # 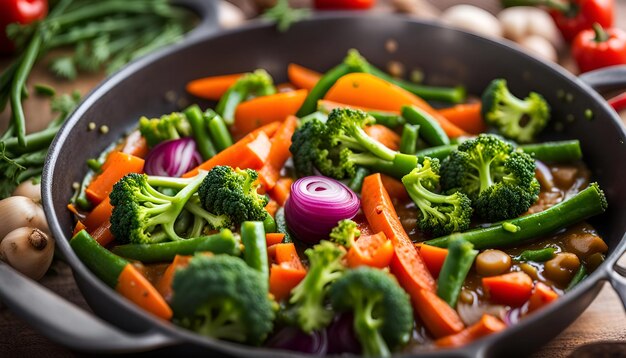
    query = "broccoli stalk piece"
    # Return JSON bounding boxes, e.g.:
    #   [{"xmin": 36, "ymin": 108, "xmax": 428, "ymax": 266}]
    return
[
  {"xmin": 216, "ymin": 69, "xmax": 276, "ymax": 125},
  {"xmin": 198, "ymin": 166, "xmax": 269, "ymax": 225},
  {"xmin": 288, "ymin": 241, "xmax": 346, "ymax": 333},
  {"xmin": 329, "ymin": 267, "xmax": 413, "ymax": 357},
  {"xmin": 290, "ymin": 108, "xmax": 418, "ymax": 179},
  {"xmin": 402, "ymin": 157, "xmax": 473, "ymax": 236},
  {"xmin": 481, "ymin": 79, "xmax": 550, "ymax": 143},
  {"xmin": 329, "ymin": 219, "xmax": 361, "ymax": 248},
  {"xmin": 109, "ymin": 172, "xmax": 230, "ymax": 244},
  {"xmin": 138, "ymin": 112, "xmax": 191, "ymax": 147},
  {"xmin": 171, "ymin": 254, "xmax": 275, "ymax": 345},
  {"xmin": 440, "ymin": 134, "xmax": 540, "ymax": 221}
]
